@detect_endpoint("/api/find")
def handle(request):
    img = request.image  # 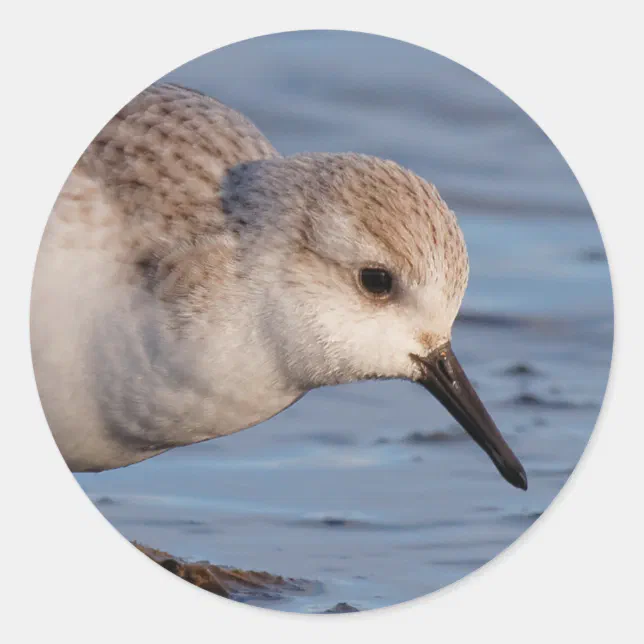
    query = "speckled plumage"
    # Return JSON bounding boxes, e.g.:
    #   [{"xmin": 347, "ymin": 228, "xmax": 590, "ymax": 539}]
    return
[{"xmin": 31, "ymin": 83, "xmax": 470, "ymax": 472}]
